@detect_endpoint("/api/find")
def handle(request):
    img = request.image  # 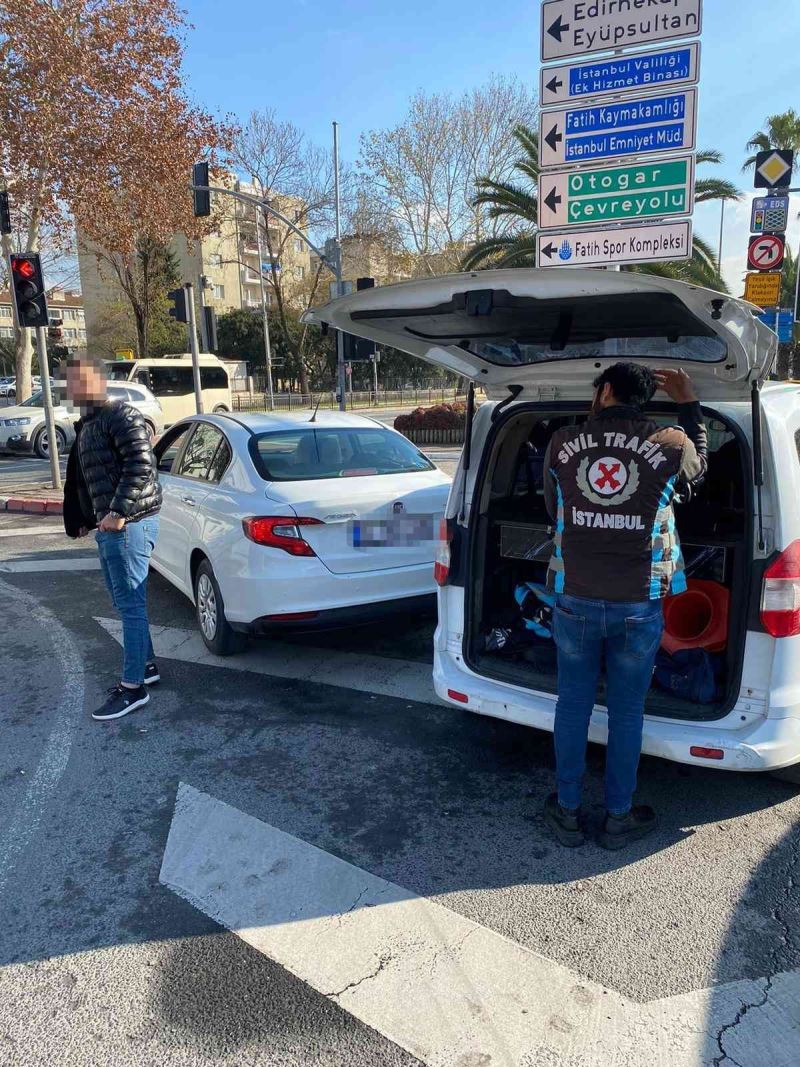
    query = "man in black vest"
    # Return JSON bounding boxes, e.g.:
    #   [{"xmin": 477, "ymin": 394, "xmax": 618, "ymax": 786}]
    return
[{"xmin": 542, "ymin": 362, "xmax": 707, "ymax": 849}]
